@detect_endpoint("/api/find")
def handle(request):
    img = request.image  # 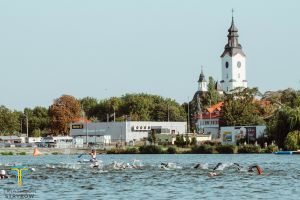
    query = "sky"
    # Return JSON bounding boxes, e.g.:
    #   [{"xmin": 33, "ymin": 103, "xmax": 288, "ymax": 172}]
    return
[{"xmin": 0, "ymin": 0, "xmax": 300, "ymax": 111}]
